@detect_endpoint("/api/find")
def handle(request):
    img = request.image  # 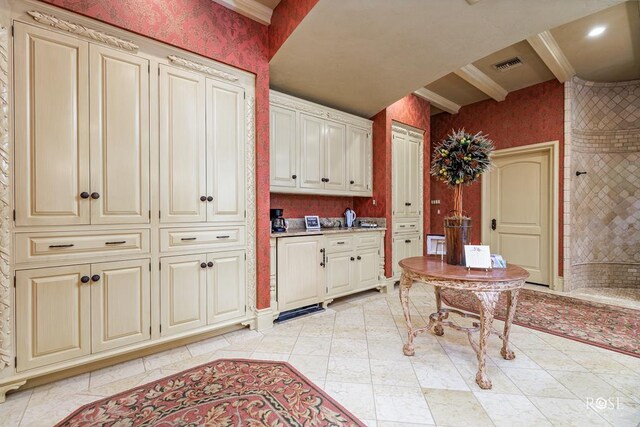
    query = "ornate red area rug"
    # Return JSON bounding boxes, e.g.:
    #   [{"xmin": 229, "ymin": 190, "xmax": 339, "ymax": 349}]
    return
[
  {"xmin": 440, "ymin": 288, "xmax": 640, "ymax": 358},
  {"xmin": 56, "ymin": 359, "xmax": 364, "ymax": 426}
]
